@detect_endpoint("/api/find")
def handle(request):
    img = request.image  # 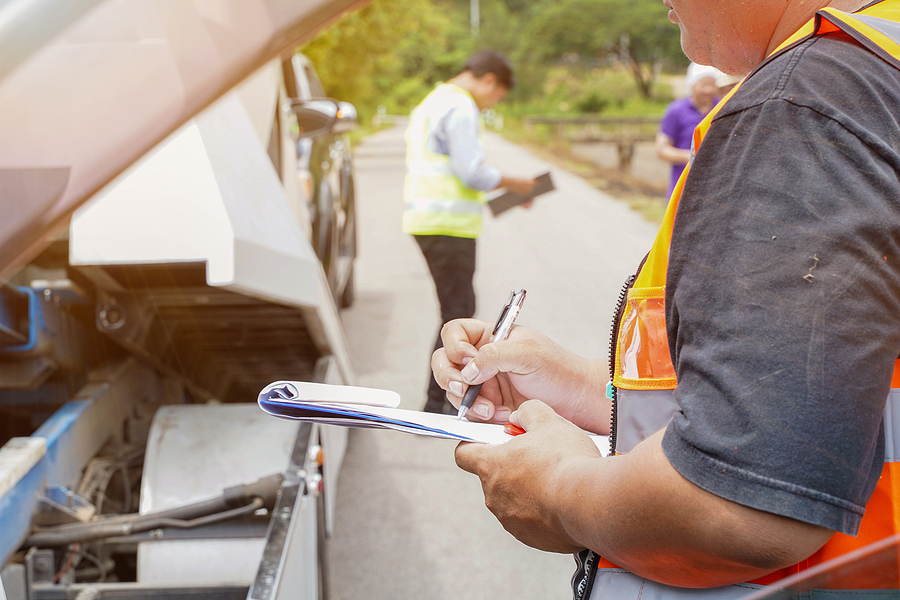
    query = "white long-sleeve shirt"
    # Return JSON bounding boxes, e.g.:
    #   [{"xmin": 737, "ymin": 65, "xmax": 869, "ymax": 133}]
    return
[{"xmin": 419, "ymin": 83, "xmax": 501, "ymax": 192}]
